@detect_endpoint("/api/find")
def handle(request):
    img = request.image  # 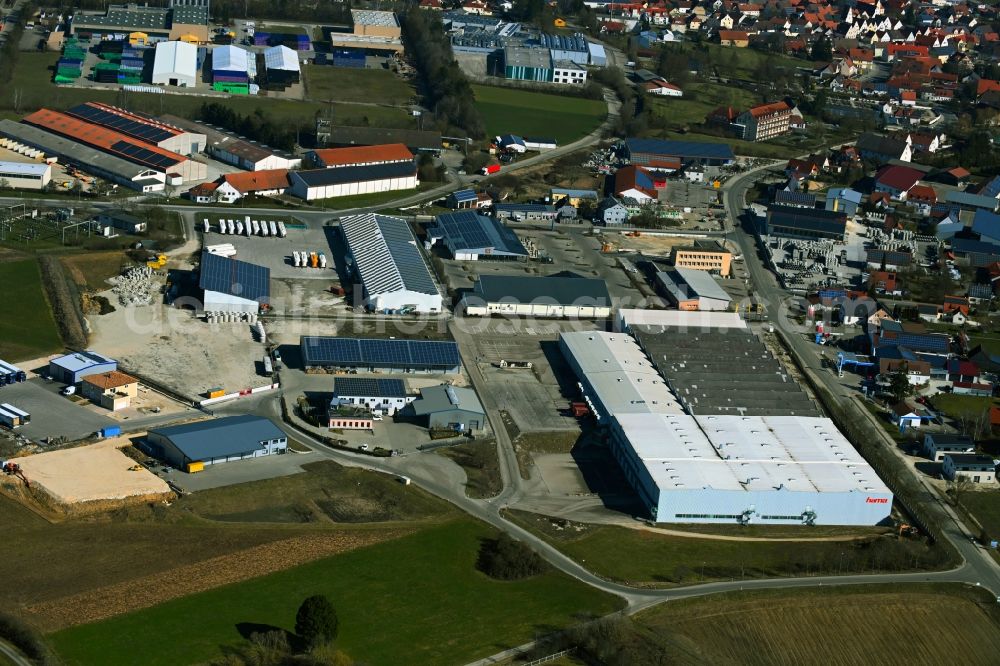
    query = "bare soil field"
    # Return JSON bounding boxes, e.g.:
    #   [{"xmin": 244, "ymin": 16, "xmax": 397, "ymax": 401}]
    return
[
  {"xmin": 10, "ymin": 439, "xmax": 170, "ymax": 510},
  {"xmin": 88, "ymin": 300, "xmax": 266, "ymax": 400},
  {"xmin": 634, "ymin": 585, "xmax": 1000, "ymax": 666}
]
